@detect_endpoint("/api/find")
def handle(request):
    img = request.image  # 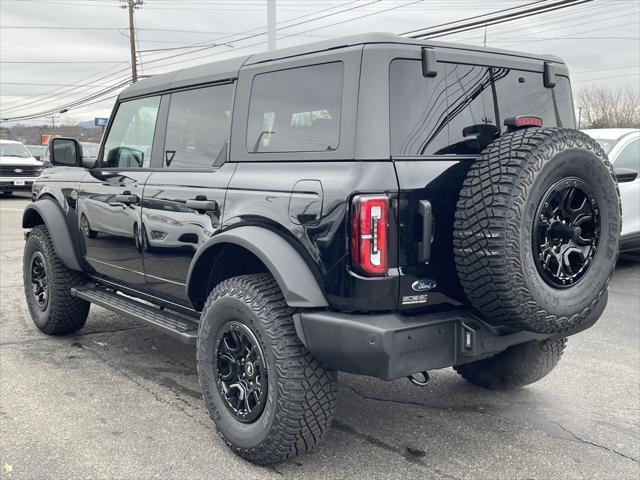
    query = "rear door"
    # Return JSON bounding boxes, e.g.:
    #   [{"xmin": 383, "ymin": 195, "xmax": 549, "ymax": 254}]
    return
[
  {"xmin": 386, "ymin": 47, "xmax": 575, "ymax": 310},
  {"xmin": 79, "ymin": 95, "xmax": 162, "ymax": 287},
  {"xmin": 141, "ymin": 82, "xmax": 236, "ymax": 305}
]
